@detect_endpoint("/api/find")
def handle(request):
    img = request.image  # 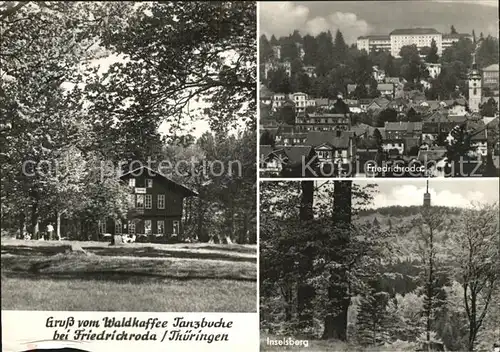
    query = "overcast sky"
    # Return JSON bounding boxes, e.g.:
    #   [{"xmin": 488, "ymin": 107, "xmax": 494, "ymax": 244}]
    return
[
  {"xmin": 355, "ymin": 179, "xmax": 499, "ymax": 208},
  {"xmin": 309, "ymin": 179, "xmax": 499, "ymax": 208},
  {"xmin": 260, "ymin": 0, "xmax": 499, "ymax": 44}
]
